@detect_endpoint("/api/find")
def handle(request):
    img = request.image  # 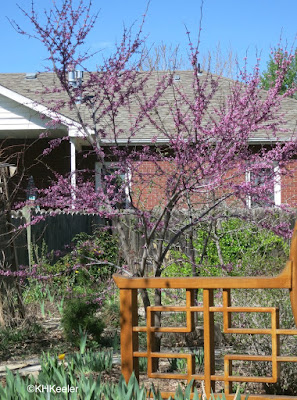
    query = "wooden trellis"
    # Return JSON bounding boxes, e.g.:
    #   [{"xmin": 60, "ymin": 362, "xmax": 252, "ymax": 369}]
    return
[{"xmin": 114, "ymin": 222, "xmax": 297, "ymax": 400}]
